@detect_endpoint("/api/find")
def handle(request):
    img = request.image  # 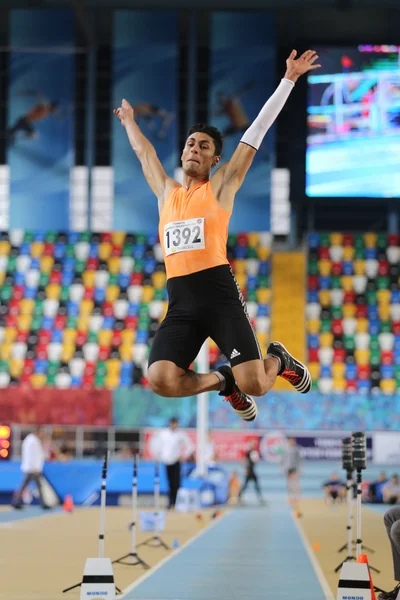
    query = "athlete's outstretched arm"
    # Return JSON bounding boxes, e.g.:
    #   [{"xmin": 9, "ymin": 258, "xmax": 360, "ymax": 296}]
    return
[
  {"xmin": 214, "ymin": 50, "xmax": 321, "ymax": 212},
  {"xmin": 114, "ymin": 99, "xmax": 178, "ymax": 208}
]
